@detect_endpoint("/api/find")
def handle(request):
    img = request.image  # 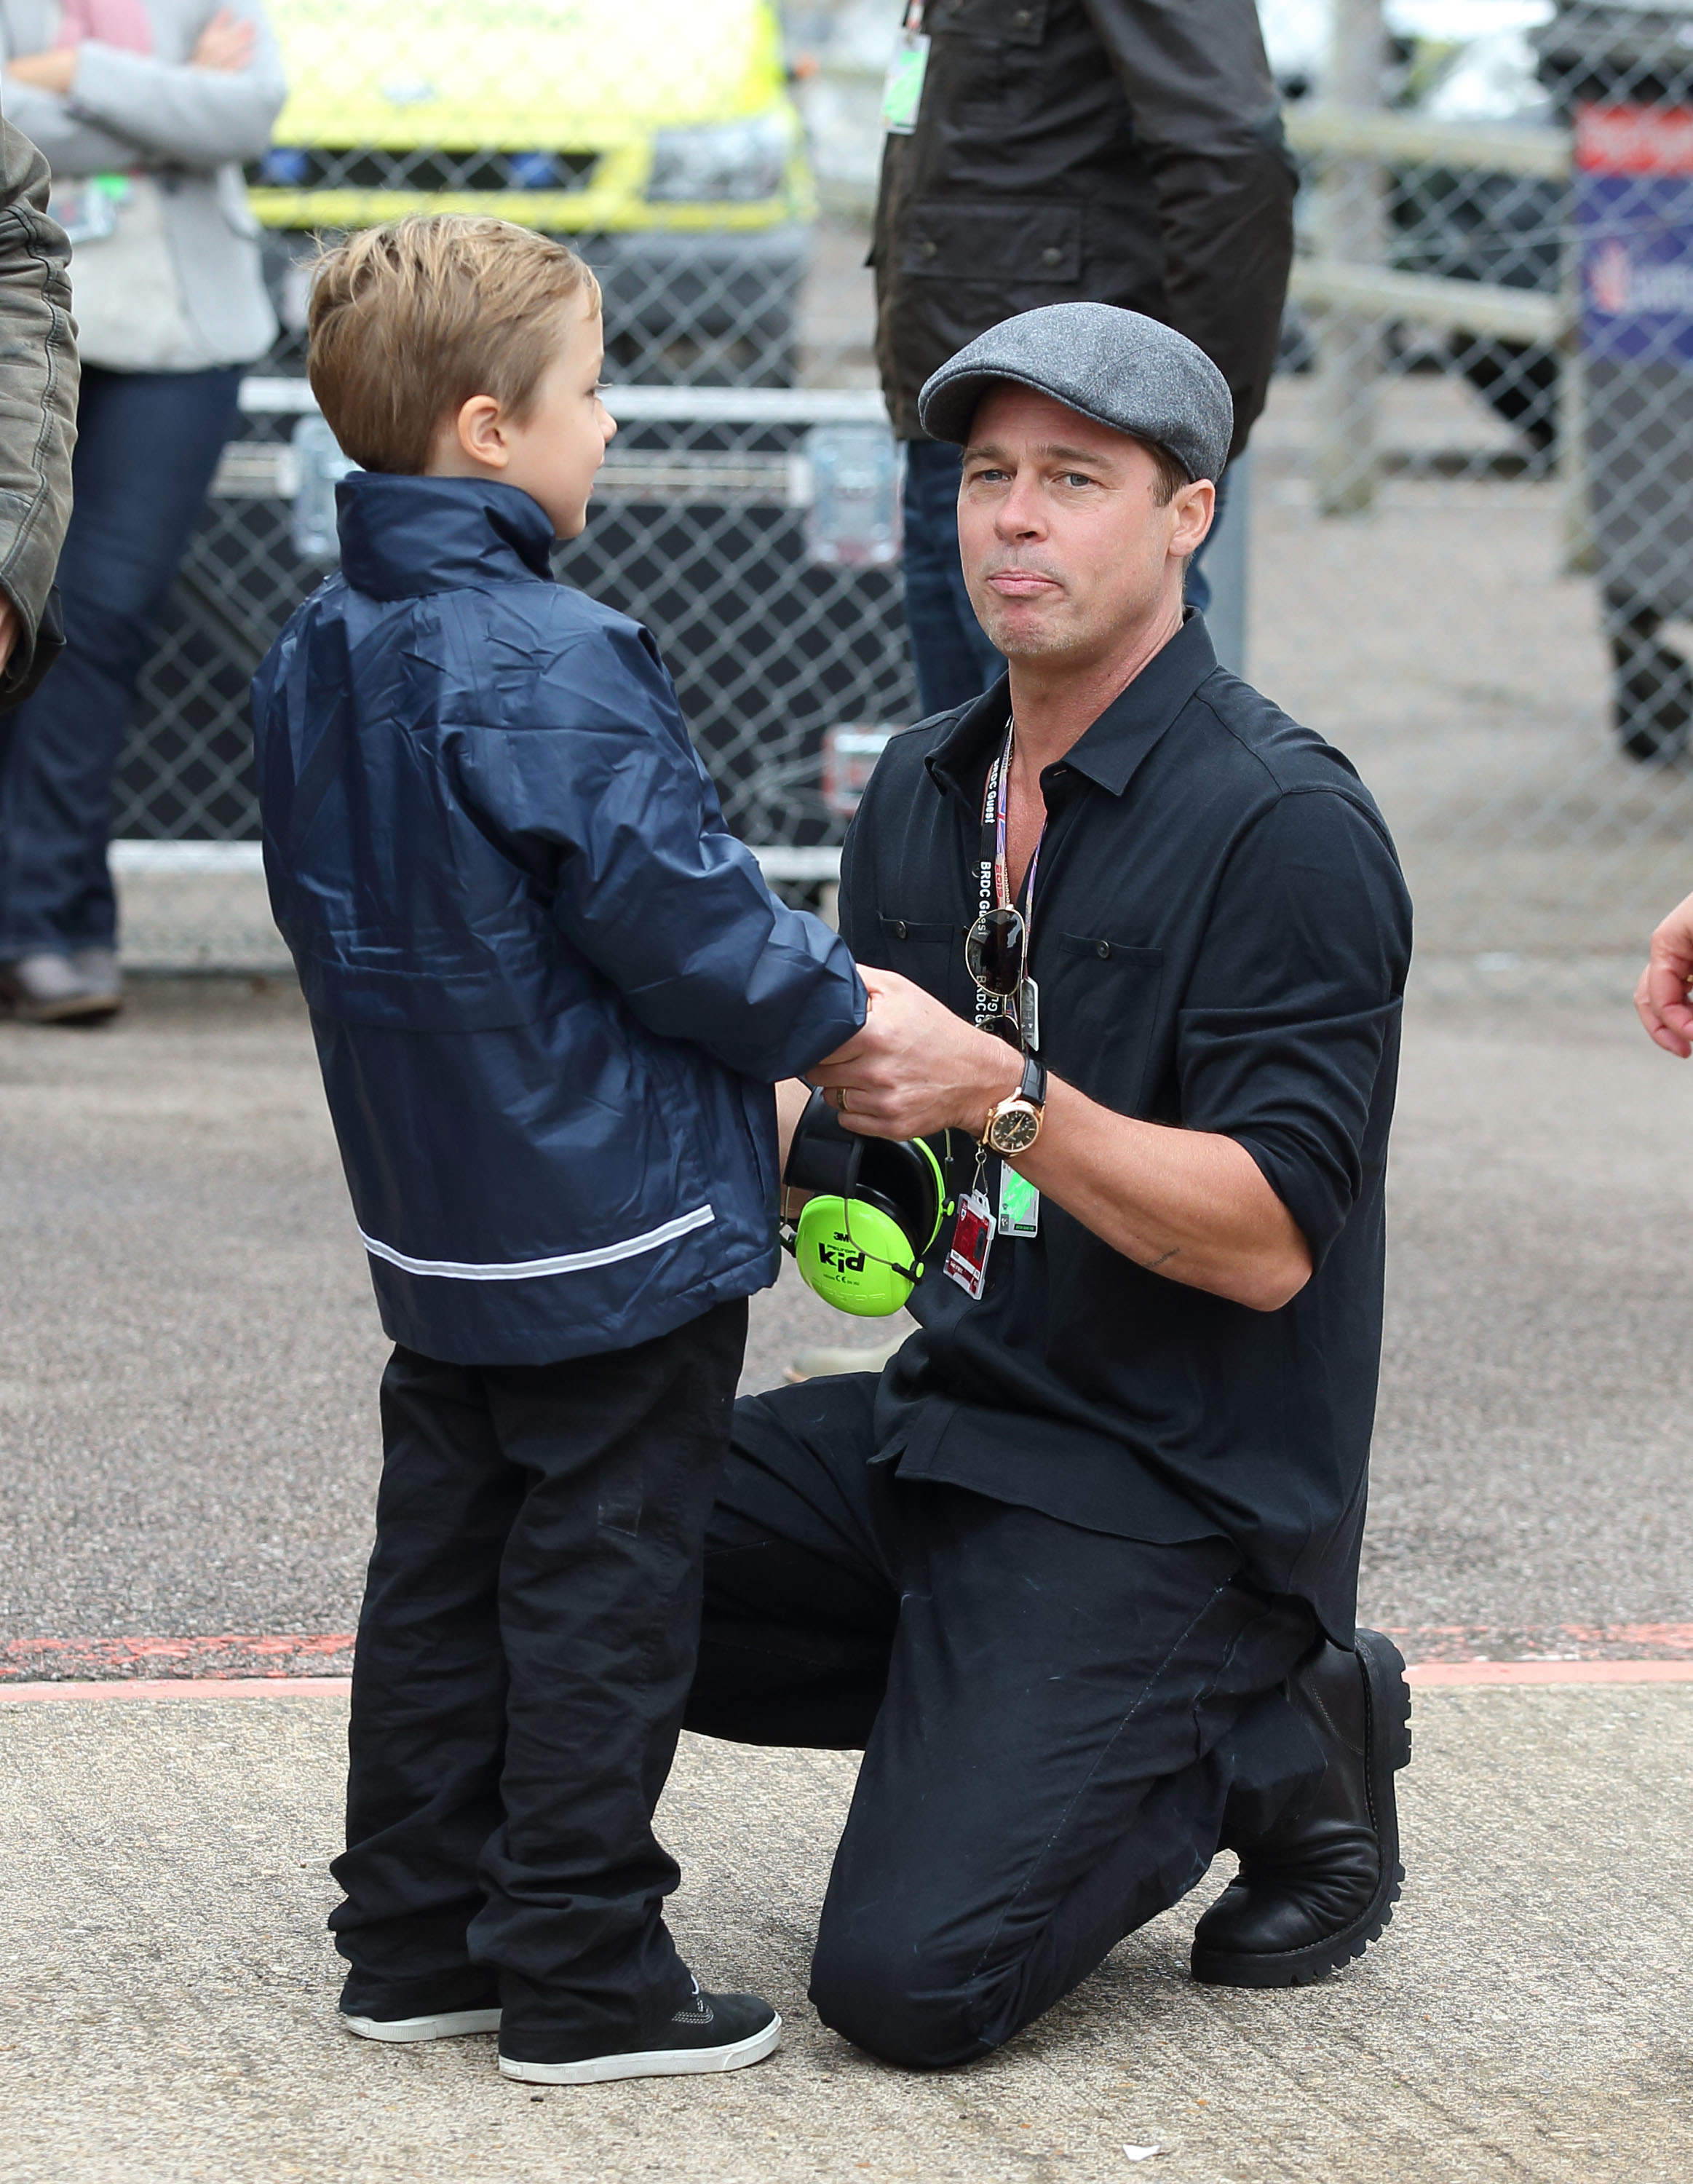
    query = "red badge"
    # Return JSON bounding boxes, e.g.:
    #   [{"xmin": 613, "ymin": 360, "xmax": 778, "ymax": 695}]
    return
[{"xmin": 943, "ymin": 1188, "xmax": 995, "ymax": 1299}]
